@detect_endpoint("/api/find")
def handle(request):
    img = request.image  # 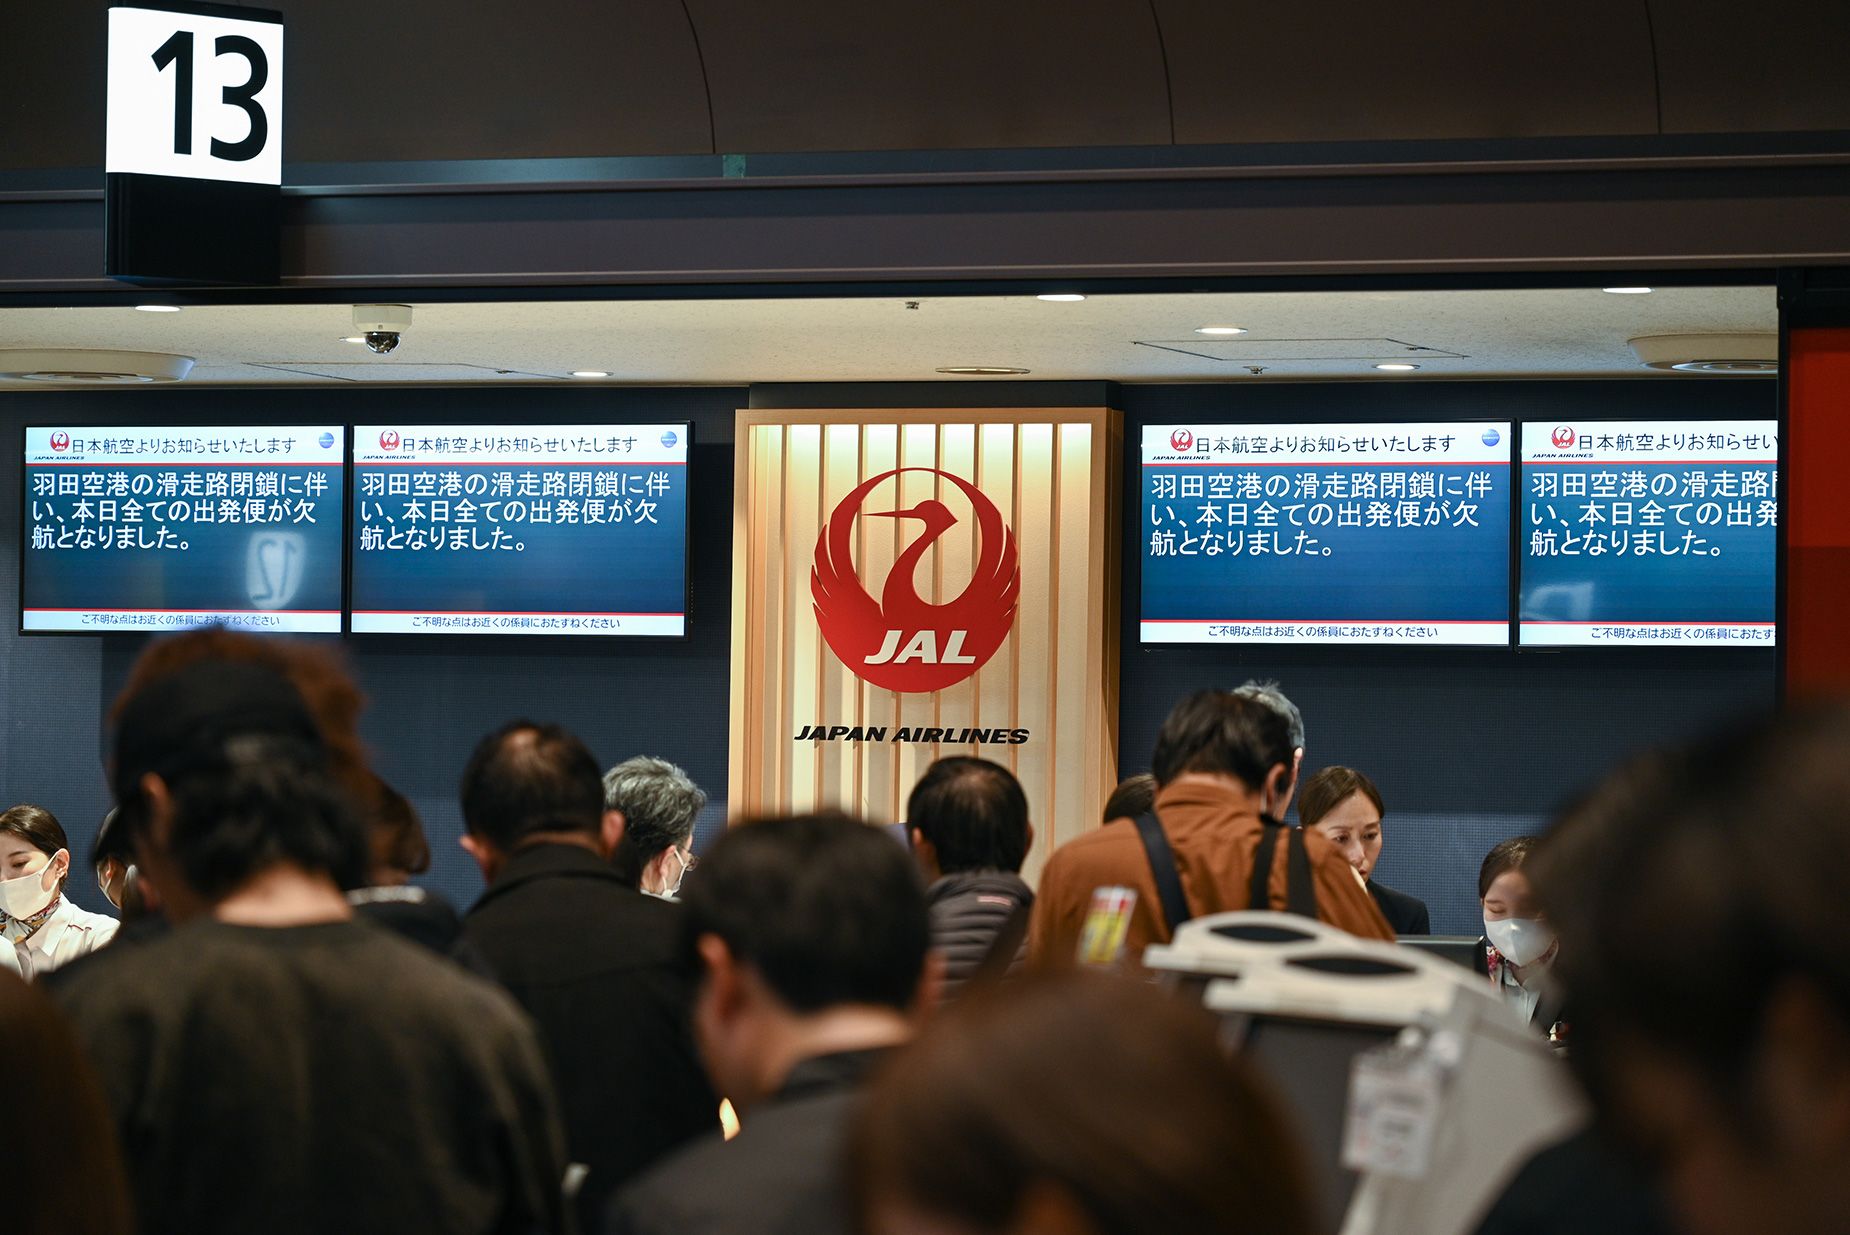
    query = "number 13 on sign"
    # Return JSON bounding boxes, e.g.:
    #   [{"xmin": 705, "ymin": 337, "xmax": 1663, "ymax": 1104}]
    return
[{"xmin": 106, "ymin": 4, "xmax": 284, "ymax": 186}]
